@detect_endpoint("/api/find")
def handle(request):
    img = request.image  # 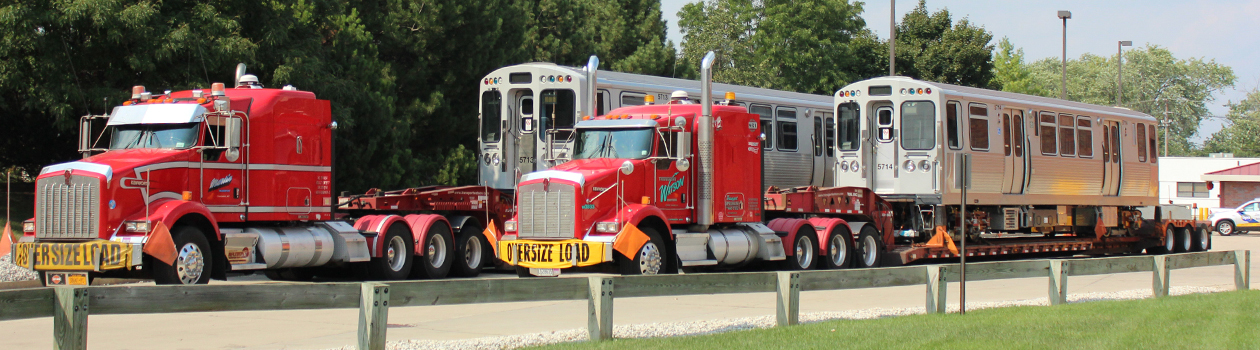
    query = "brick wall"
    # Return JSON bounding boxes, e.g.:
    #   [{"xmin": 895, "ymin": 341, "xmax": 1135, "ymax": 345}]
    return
[{"xmin": 1219, "ymin": 181, "xmax": 1260, "ymax": 208}]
